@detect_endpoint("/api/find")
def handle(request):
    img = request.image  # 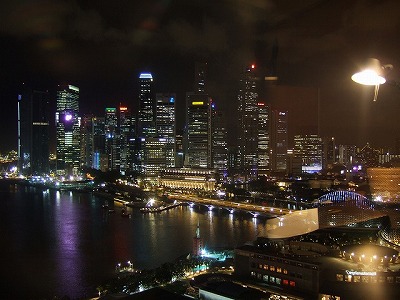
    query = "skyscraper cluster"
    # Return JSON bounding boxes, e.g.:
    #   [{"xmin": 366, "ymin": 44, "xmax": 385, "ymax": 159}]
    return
[{"xmin": 17, "ymin": 61, "xmax": 353, "ymax": 180}]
